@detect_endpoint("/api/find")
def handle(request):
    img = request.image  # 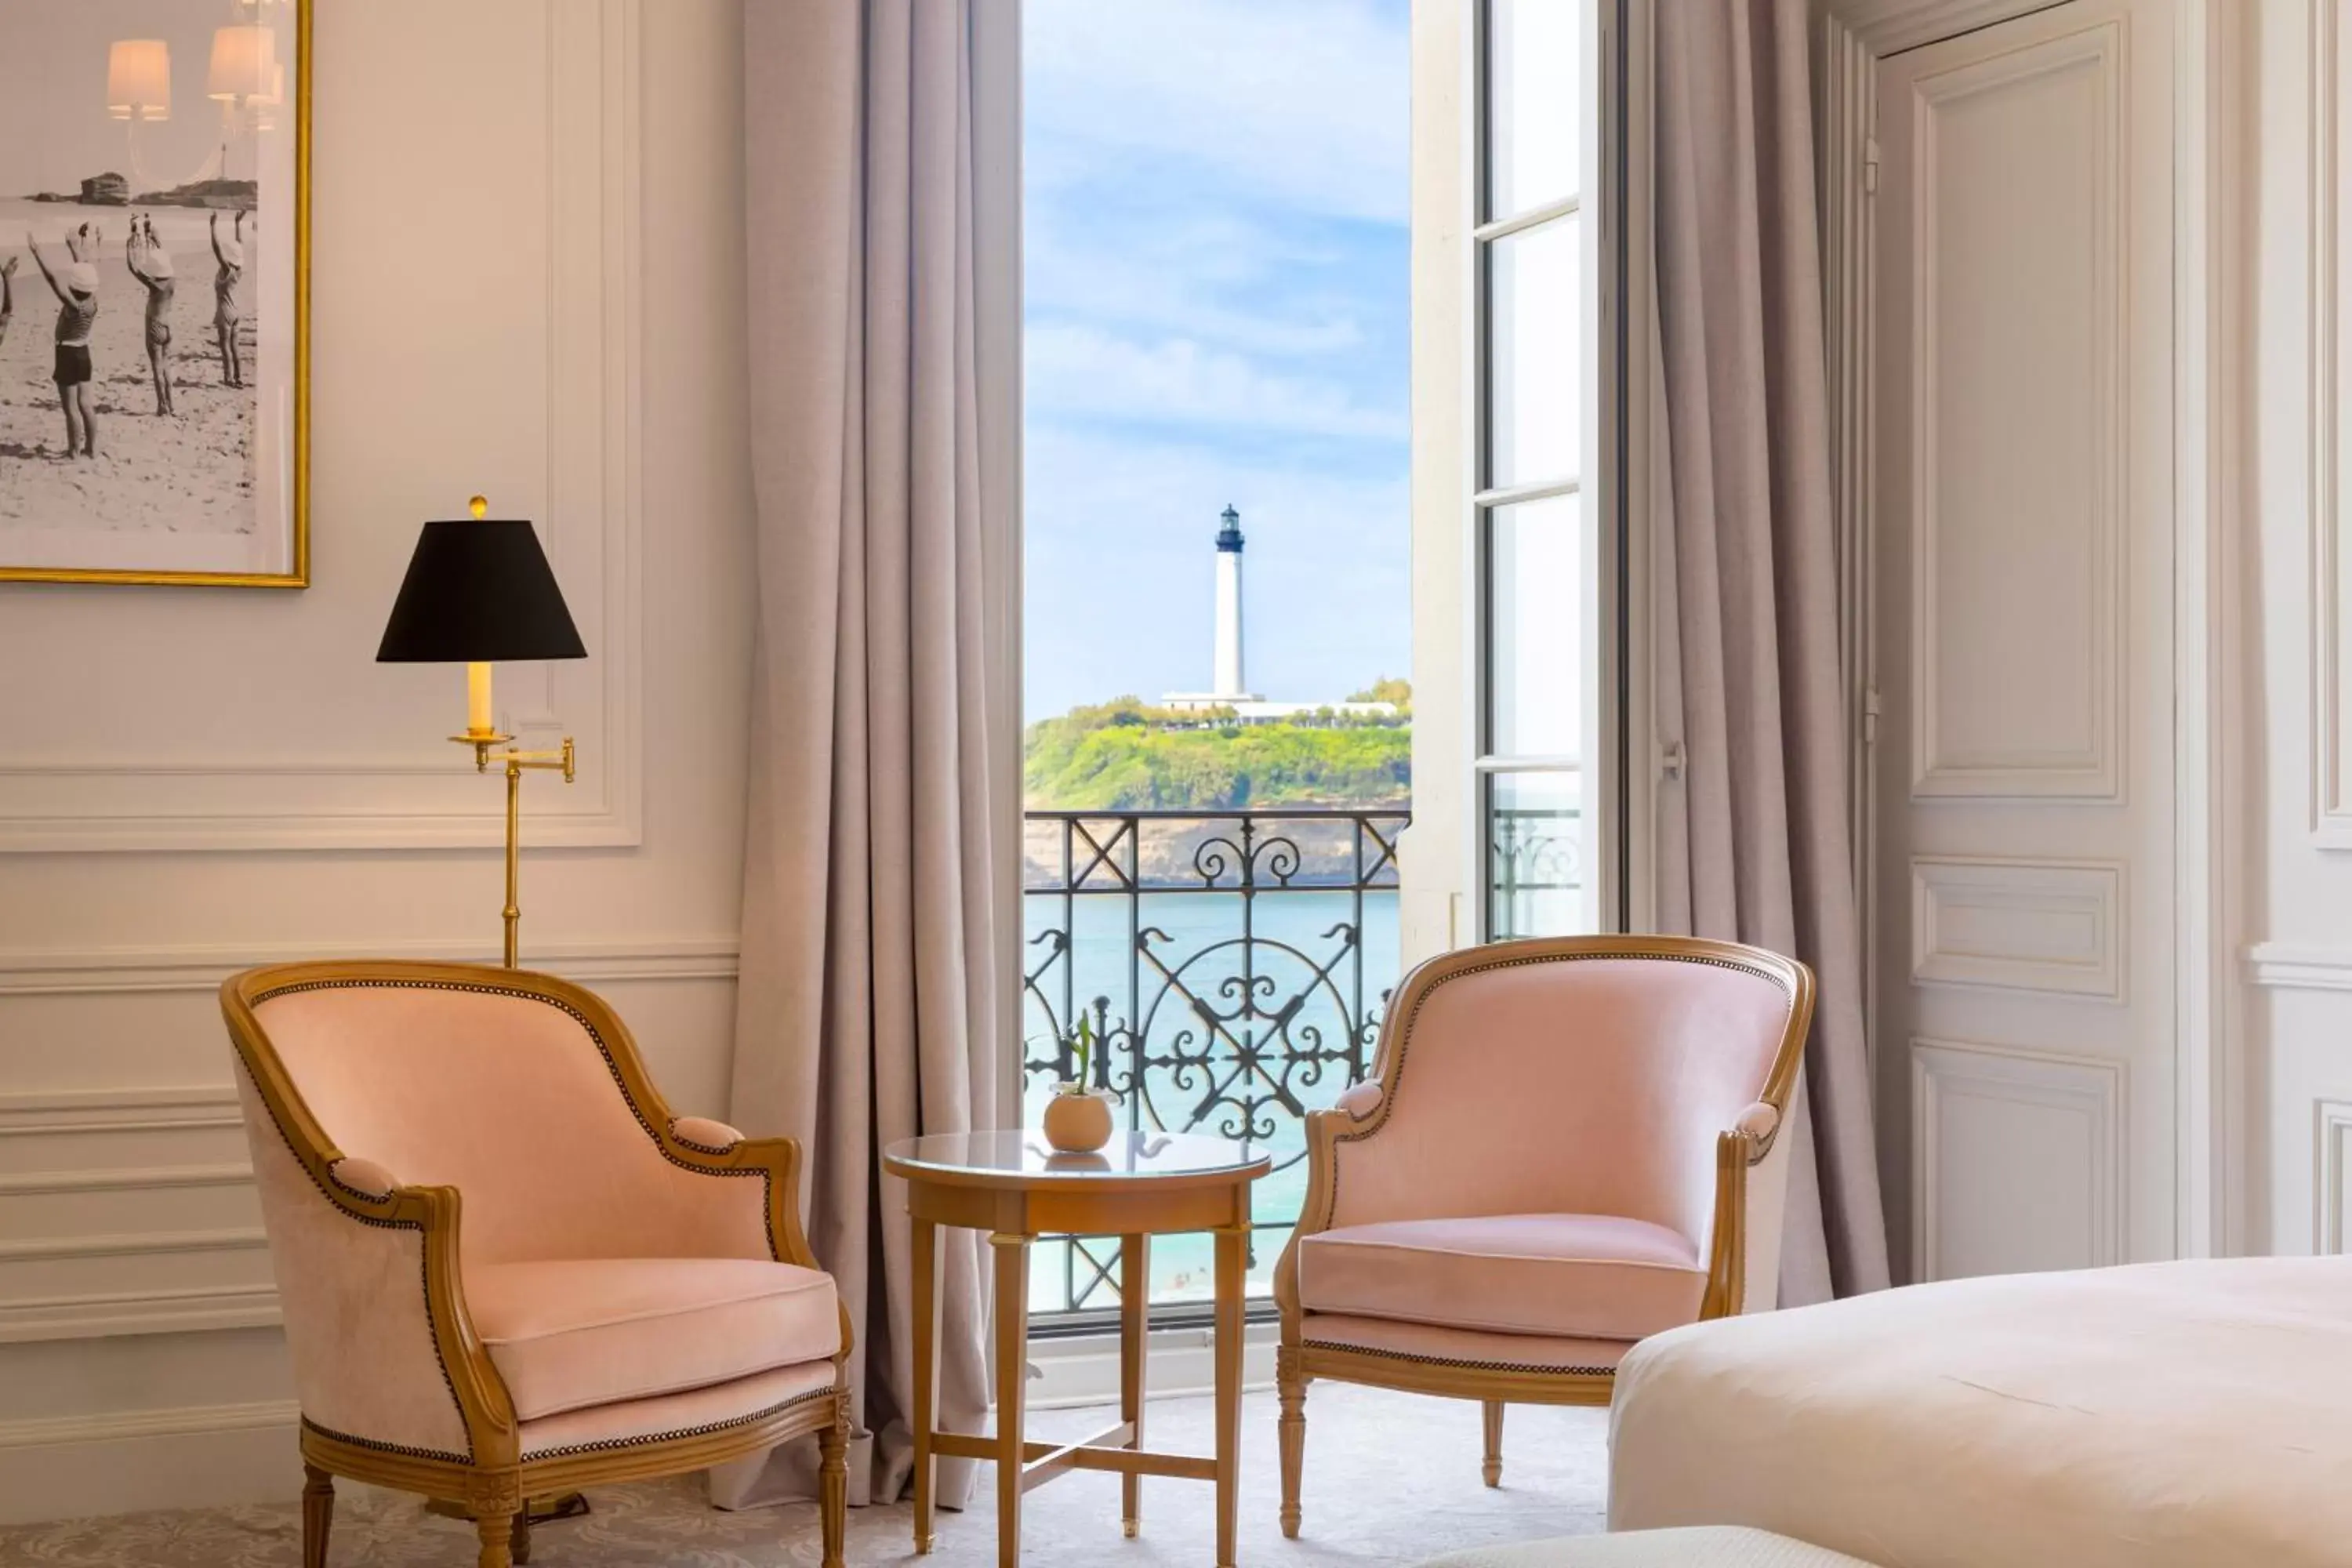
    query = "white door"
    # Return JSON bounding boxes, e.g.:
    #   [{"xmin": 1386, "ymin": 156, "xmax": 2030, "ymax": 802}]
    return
[{"xmin": 1871, "ymin": 0, "xmax": 2176, "ymax": 1283}]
